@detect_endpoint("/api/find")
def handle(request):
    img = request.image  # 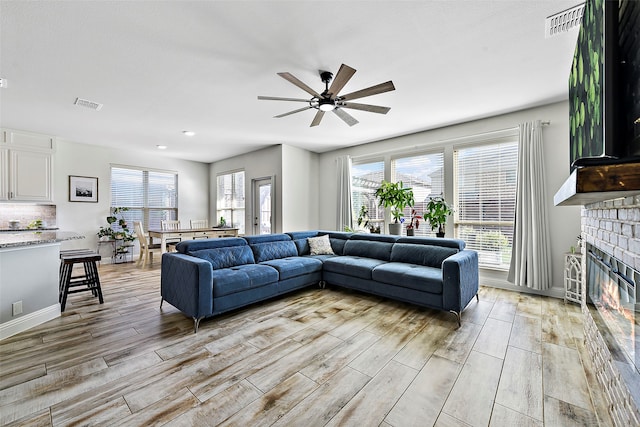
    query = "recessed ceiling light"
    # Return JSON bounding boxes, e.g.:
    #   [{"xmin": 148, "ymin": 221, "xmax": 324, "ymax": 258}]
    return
[
  {"xmin": 156, "ymin": 145, "xmax": 167, "ymax": 150},
  {"xmin": 183, "ymin": 130, "xmax": 195, "ymax": 136}
]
